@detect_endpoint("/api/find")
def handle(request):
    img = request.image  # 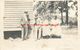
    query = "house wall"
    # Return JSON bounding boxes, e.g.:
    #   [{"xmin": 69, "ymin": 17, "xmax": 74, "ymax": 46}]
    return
[
  {"xmin": 4, "ymin": 0, "xmax": 33, "ymax": 31},
  {"xmin": 0, "ymin": 0, "xmax": 4, "ymax": 39}
]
